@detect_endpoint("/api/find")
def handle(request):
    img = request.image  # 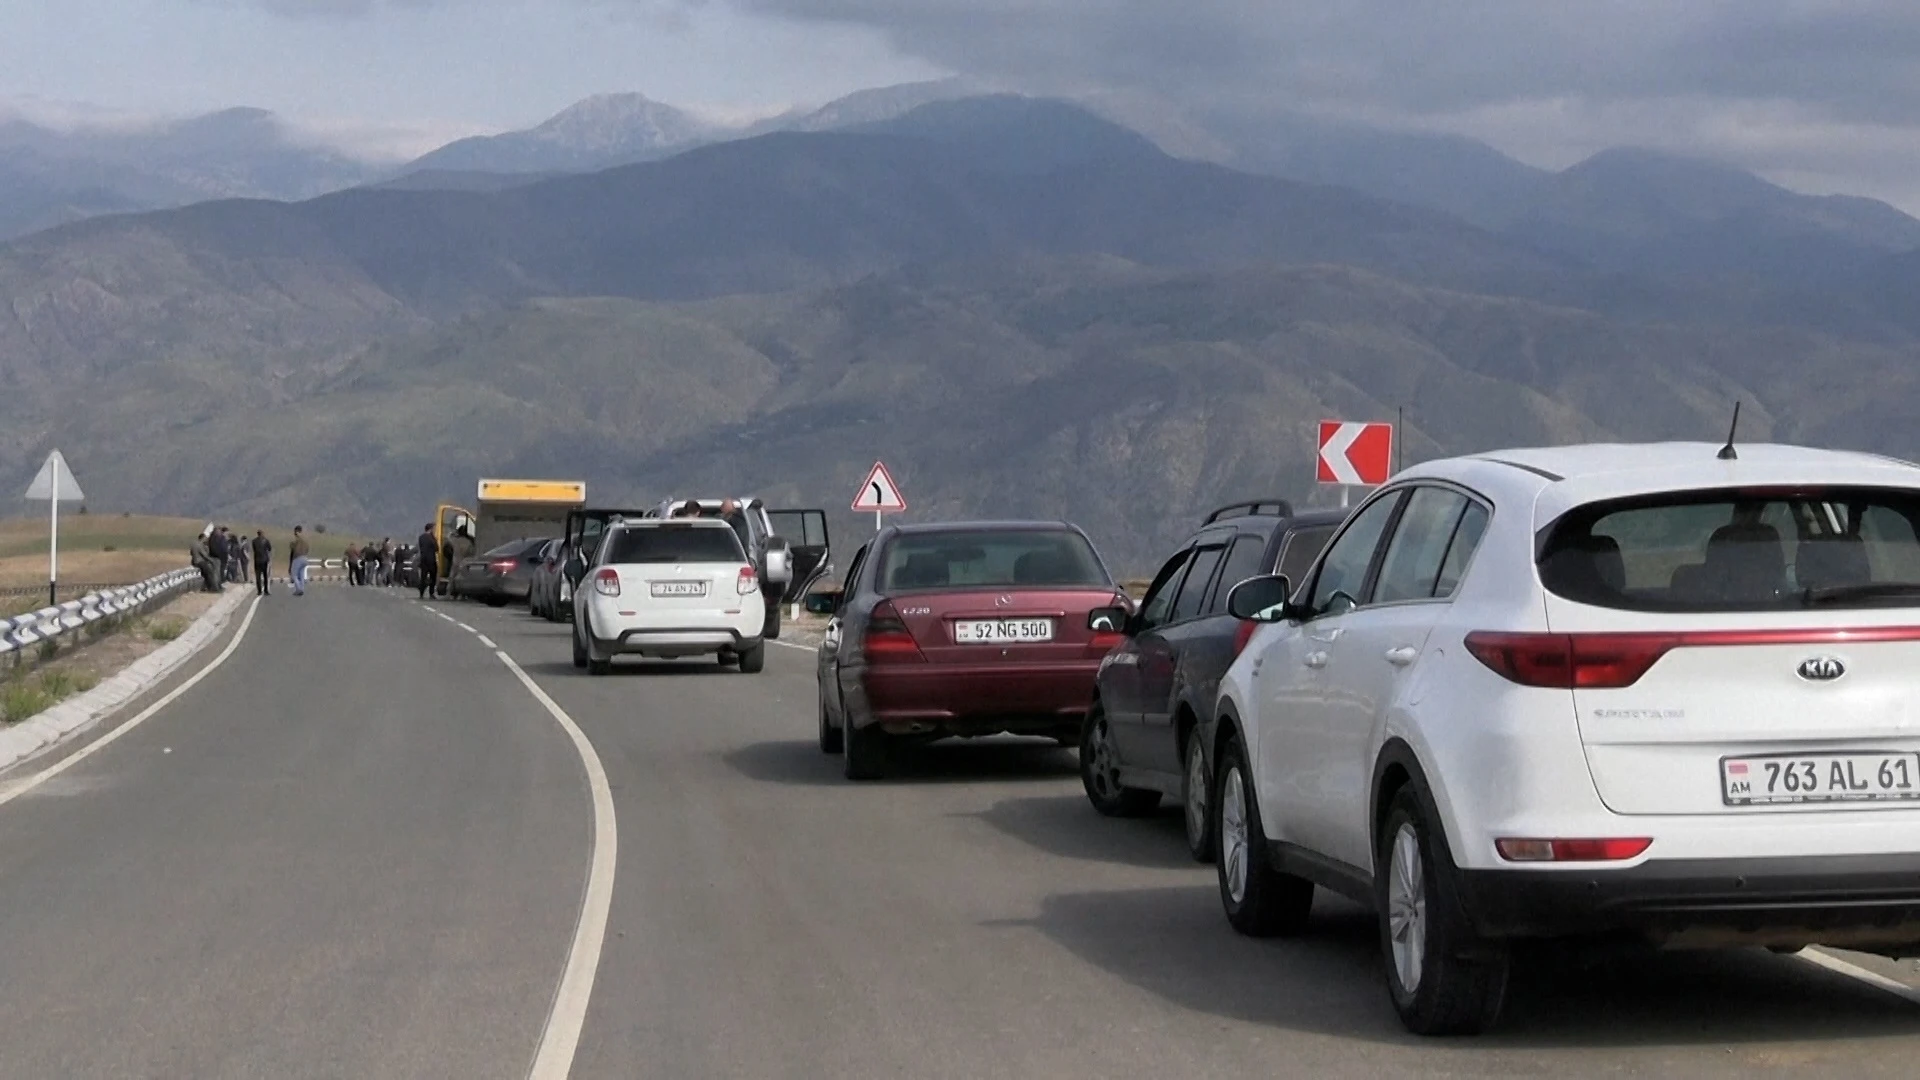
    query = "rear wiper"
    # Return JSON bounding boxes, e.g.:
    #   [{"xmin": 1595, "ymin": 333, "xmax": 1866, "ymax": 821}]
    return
[{"xmin": 1801, "ymin": 582, "xmax": 1920, "ymax": 606}]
